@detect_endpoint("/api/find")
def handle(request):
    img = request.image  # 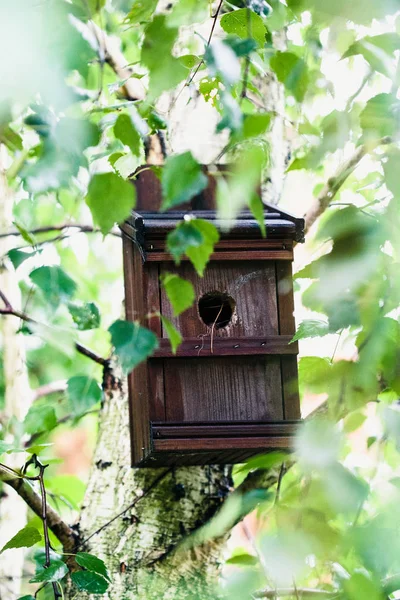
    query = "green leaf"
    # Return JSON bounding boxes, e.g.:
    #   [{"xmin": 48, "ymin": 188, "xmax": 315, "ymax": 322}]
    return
[
  {"xmin": 17, "ymin": 596, "xmax": 36, "ymax": 600},
  {"xmin": 166, "ymin": 219, "xmax": 219, "ymax": 275},
  {"xmin": 242, "ymin": 113, "xmax": 271, "ymax": 140},
  {"xmin": 85, "ymin": 172, "xmax": 136, "ymax": 235},
  {"xmin": 342, "ymin": 33, "xmax": 400, "ymax": 77},
  {"xmin": 76, "ymin": 553, "xmax": 111, "ymax": 581},
  {"xmin": 67, "ymin": 376, "xmax": 102, "ymax": 416},
  {"xmin": 270, "ymin": 51, "xmax": 309, "ymax": 102},
  {"xmin": 167, "ymin": 0, "xmax": 208, "ymax": 26},
  {"xmin": 142, "ymin": 16, "xmax": 187, "ymax": 98},
  {"xmin": 0, "ymin": 125, "xmax": 22, "ymax": 151},
  {"xmin": 343, "ymin": 572, "xmax": 384, "ymax": 600},
  {"xmin": 1, "ymin": 526, "xmax": 42, "ymax": 553},
  {"xmin": 360, "ymin": 93, "xmax": 400, "ymax": 142},
  {"xmin": 287, "ymin": 0, "xmax": 400, "ymax": 25},
  {"xmin": 7, "ymin": 248, "xmax": 37, "ymax": 269},
  {"xmin": 343, "ymin": 411, "xmax": 367, "ymax": 433},
  {"xmin": 160, "ymin": 315, "xmax": 183, "ymax": 354},
  {"xmin": 113, "ymin": 114, "xmax": 141, "ymax": 156},
  {"xmin": 71, "ymin": 570, "xmax": 109, "ymax": 593},
  {"xmin": 224, "ymin": 36, "xmax": 258, "ymax": 57},
  {"xmin": 295, "ymin": 418, "xmax": 341, "ymax": 471},
  {"xmin": 126, "ymin": 0, "xmax": 158, "ymax": 23},
  {"xmin": 109, "ymin": 320, "xmax": 158, "ymax": 374},
  {"xmin": 383, "ymin": 148, "xmax": 400, "ymax": 197},
  {"xmin": 249, "ymin": 193, "xmax": 266, "ymax": 238},
  {"xmin": 226, "ymin": 553, "xmax": 258, "ymax": 567},
  {"xmin": 29, "ymin": 322, "xmax": 76, "ymax": 358},
  {"xmin": 220, "ymin": 8, "xmax": 266, "ymax": 48},
  {"xmin": 161, "ymin": 273, "xmax": 195, "ymax": 317},
  {"xmin": 291, "ymin": 319, "xmax": 329, "ymax": 343},
  {"xmin": 0, "ymin": 440, "xmax": 23, "ymax": 456},
  {"xmin": 30, "ymin": 266, "xmax": 77, "ymax": 308},
  {"xmin": 161, "ymin": 152, "xmax": 208, "ymax": 210},
  {"xmin": 30, "ymin": 559, "xmax": 68, "ymax": 583},
  {"xmin": 24, "ymin": 404, "xmax": 57, "ymax": 435},
  {"xmin": 235, "ymin": 451, "xmax": 287, "ymax": 475},
  {"xmin": 12, "ymin": 221, "xmax": 36, "ymax": 245},
  {"xmin": 68, "ymin": 302, "xmax": 100, "ymax": 330},
  {"xmin": 217, "ymin": 145, "xmax": 265, "ymax": 222}
]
